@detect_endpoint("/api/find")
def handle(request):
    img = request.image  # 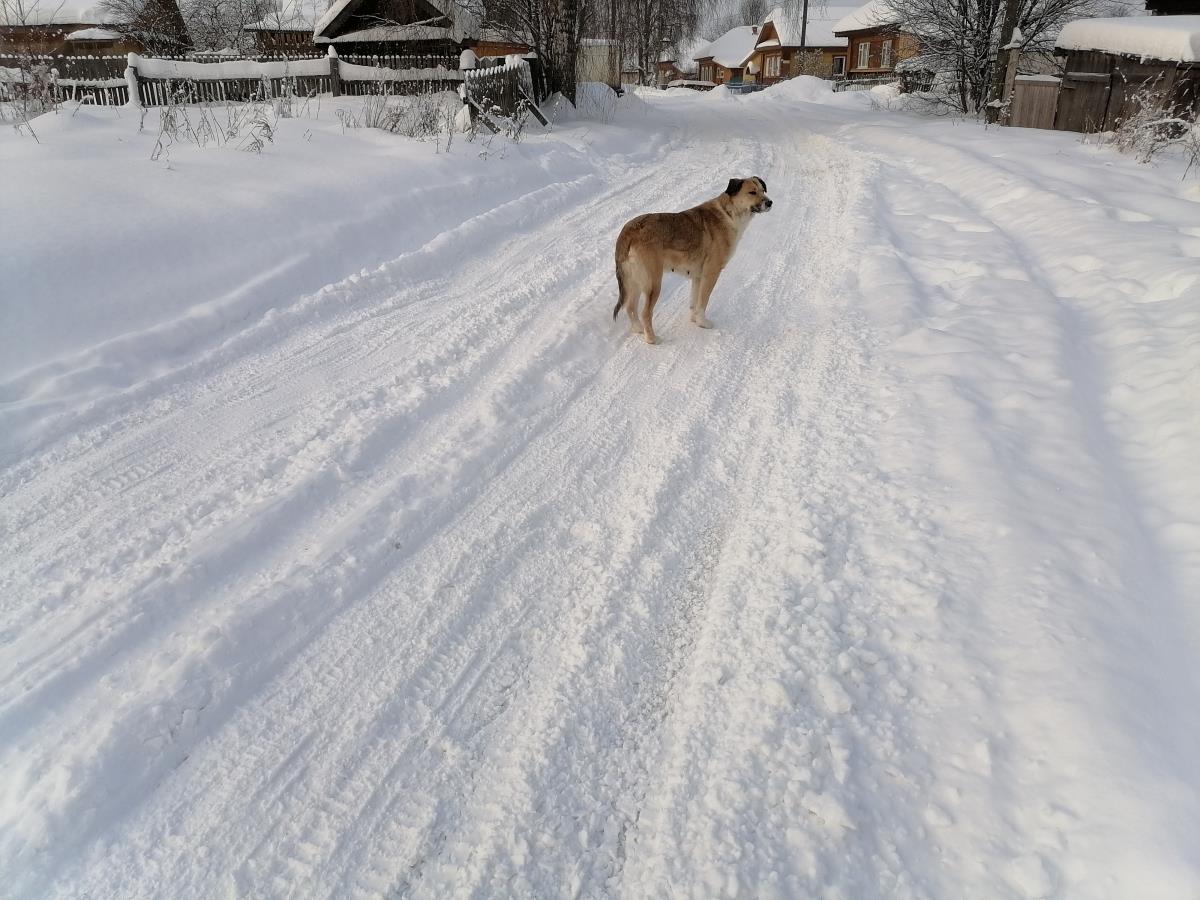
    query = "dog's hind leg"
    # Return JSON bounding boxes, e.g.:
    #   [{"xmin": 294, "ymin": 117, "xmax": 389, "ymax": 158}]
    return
[
  {"xmin": 641, "ymin": 279, "xmax": 662, "ymax": 344},
  {"xmin": 626, "ymin": 293, "xmax": 644, "ymax": 334}
]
